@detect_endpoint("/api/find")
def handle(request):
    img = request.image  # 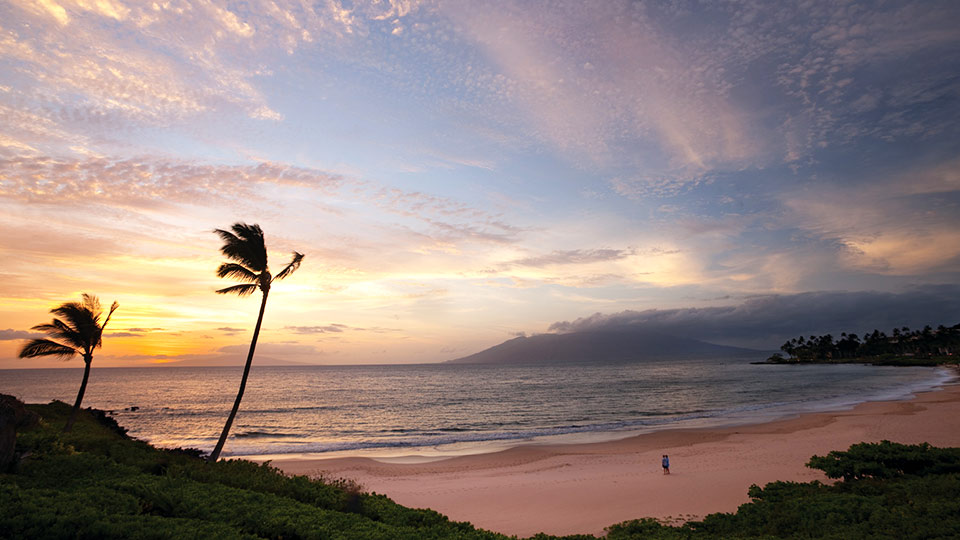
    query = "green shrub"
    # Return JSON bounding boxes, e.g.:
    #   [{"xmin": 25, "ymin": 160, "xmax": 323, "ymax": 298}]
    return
[
  {"xmin": 4, "ymin": 402, "xmax": 504, "ymax": 540},
  {"xmin": 808, "ymin": 440, "xmax": 960, "ymax": 481},
  {"xmin": 6, "ymin": 402, "xmax": 960, "ymax": 540}
]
